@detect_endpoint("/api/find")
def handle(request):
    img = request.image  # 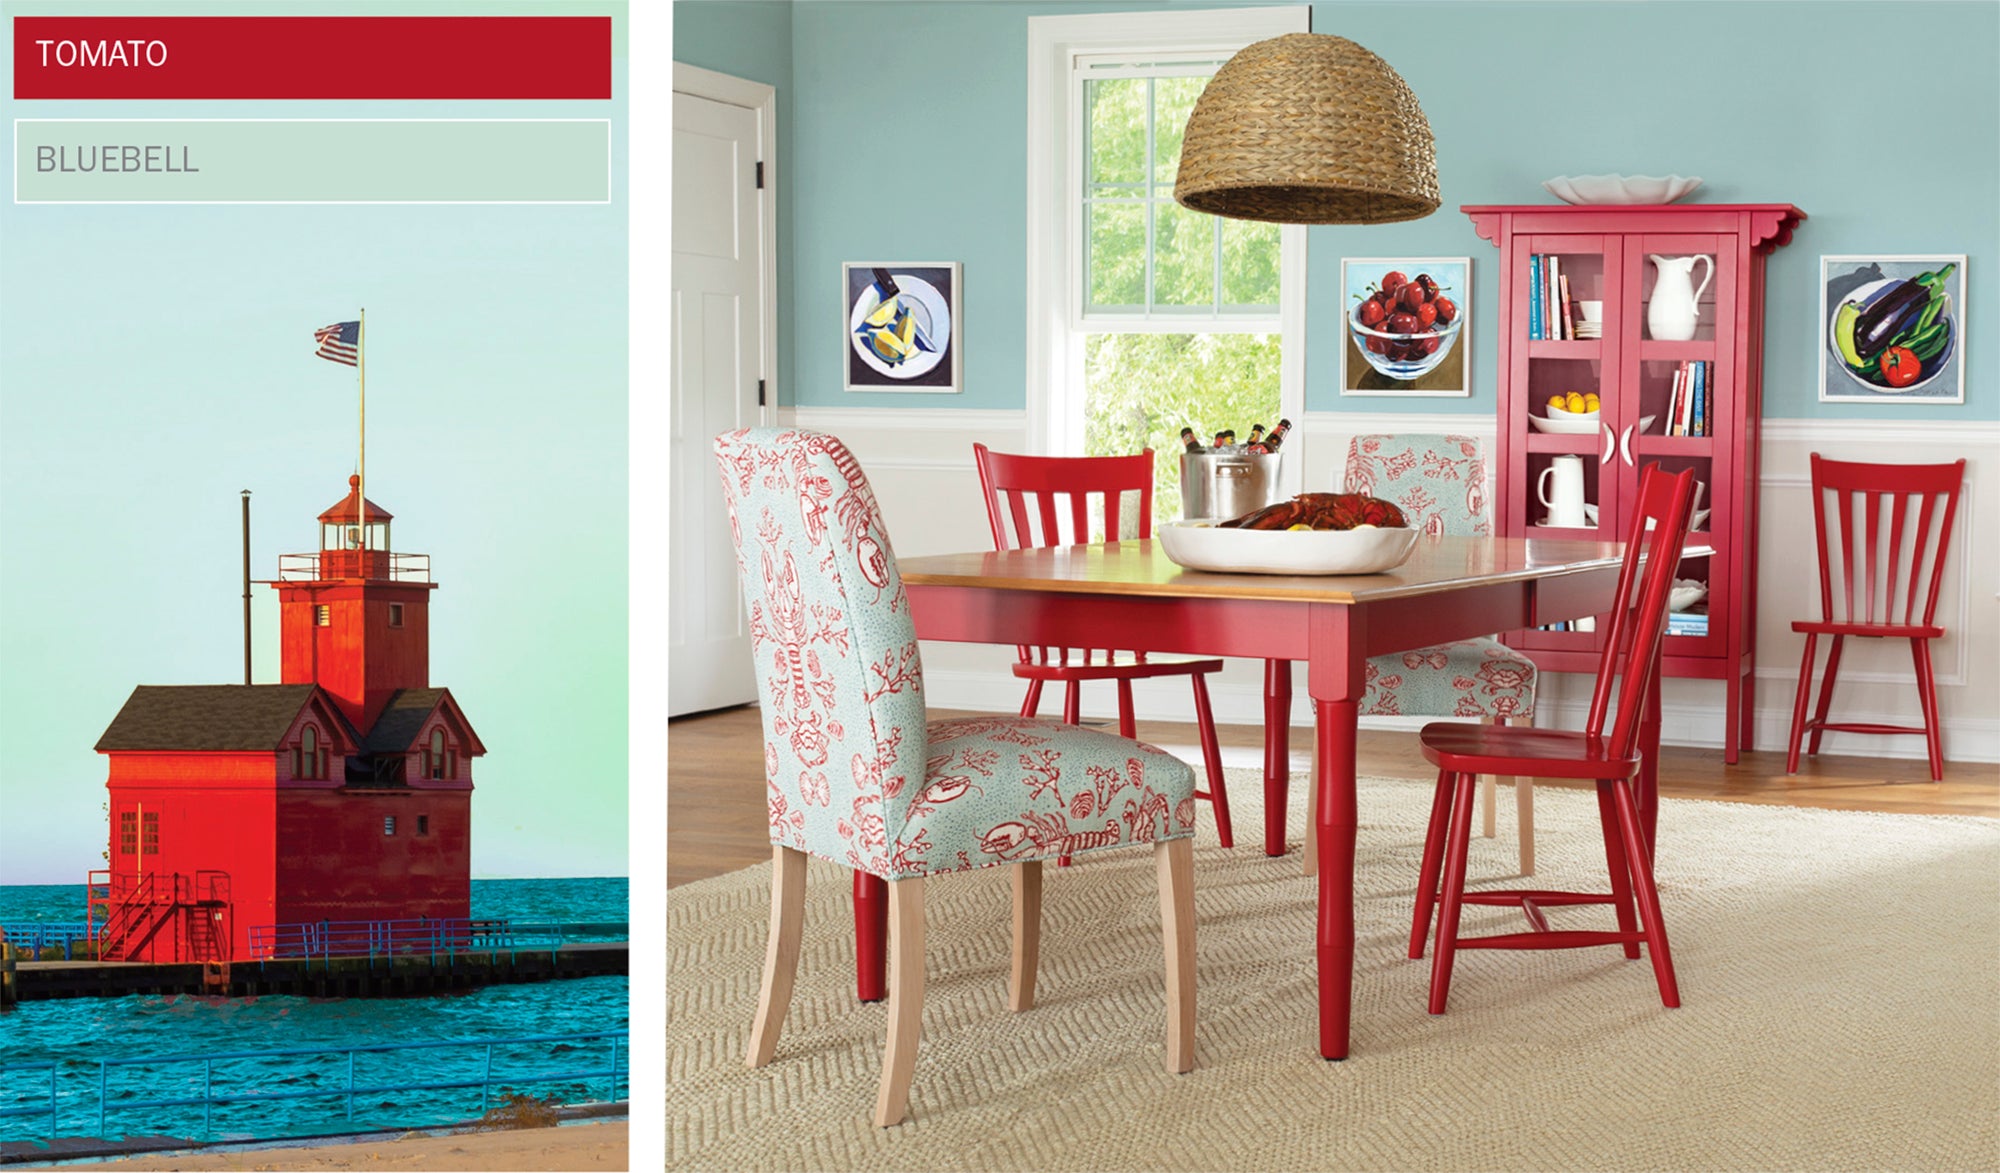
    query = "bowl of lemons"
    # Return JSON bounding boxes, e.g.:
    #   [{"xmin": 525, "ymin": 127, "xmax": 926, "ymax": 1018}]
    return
[{"xmin": 1530, "ymin": 391, "xmax": 1602, "ymax": 433}]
